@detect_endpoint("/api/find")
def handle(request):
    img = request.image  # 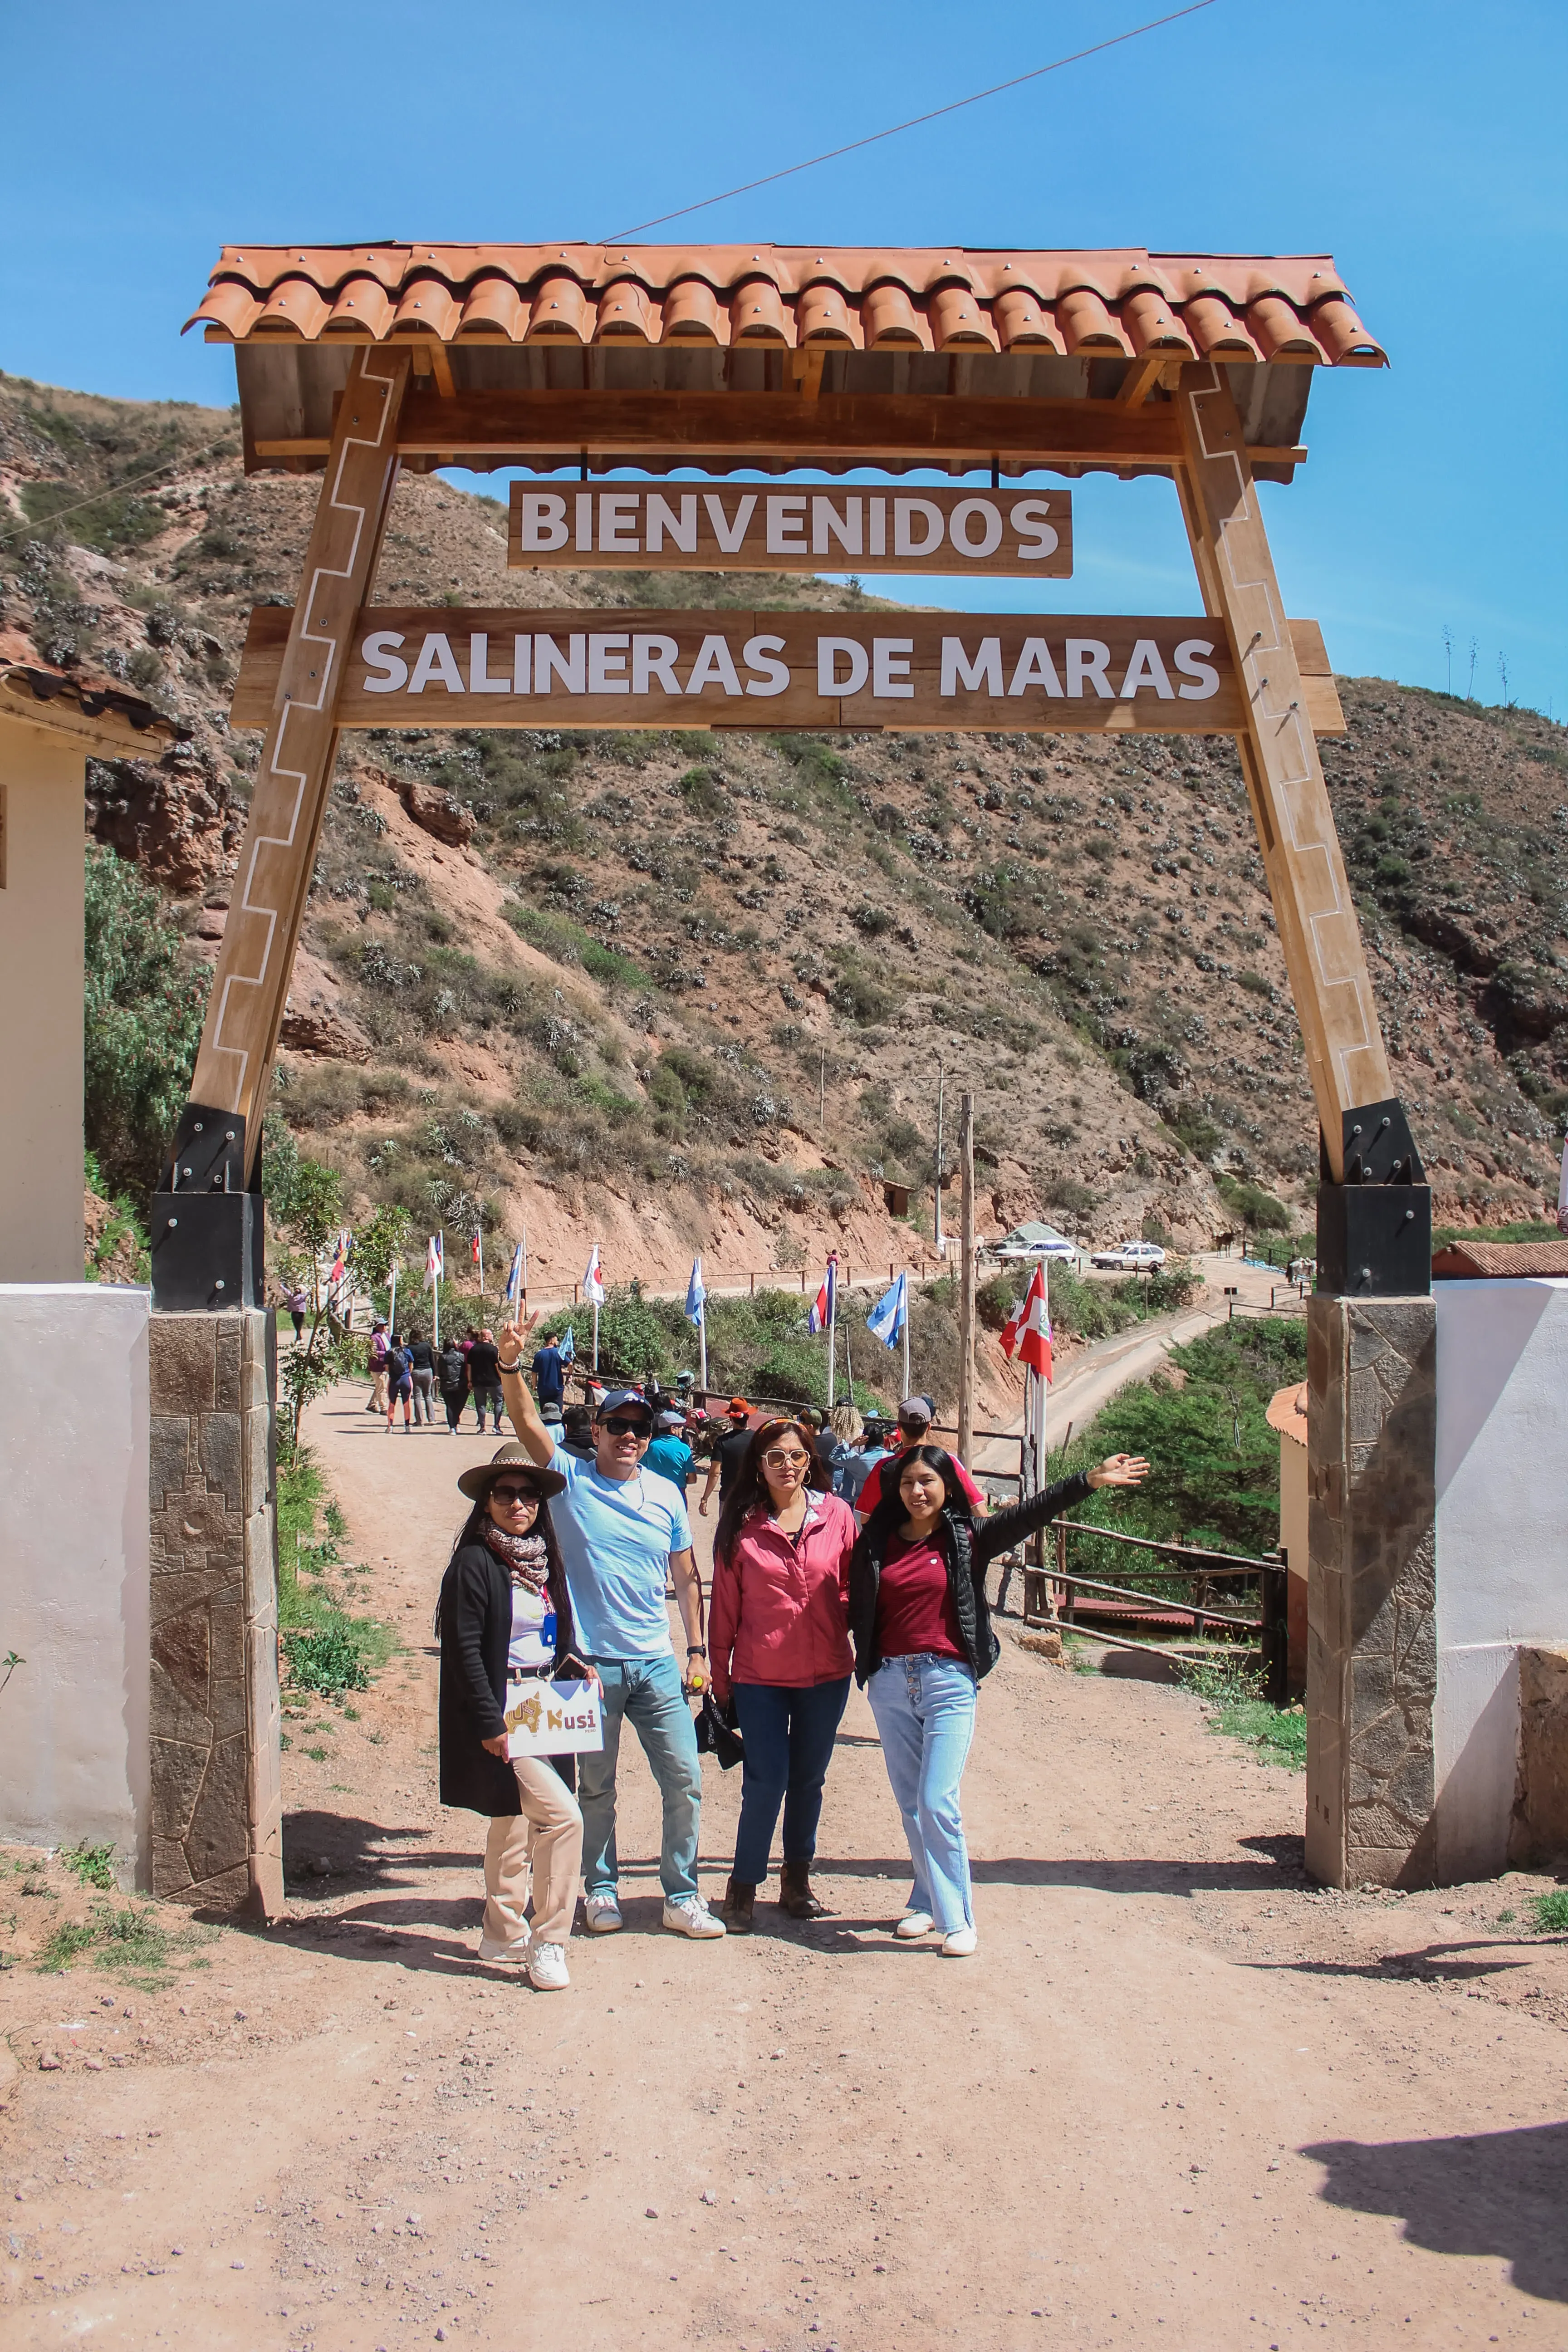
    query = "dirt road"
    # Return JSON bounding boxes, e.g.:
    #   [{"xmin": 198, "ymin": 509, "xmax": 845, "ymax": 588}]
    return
[{"xmin": 3, "ymin": 1378, "xmax": 1565, "ymax": 2351}]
